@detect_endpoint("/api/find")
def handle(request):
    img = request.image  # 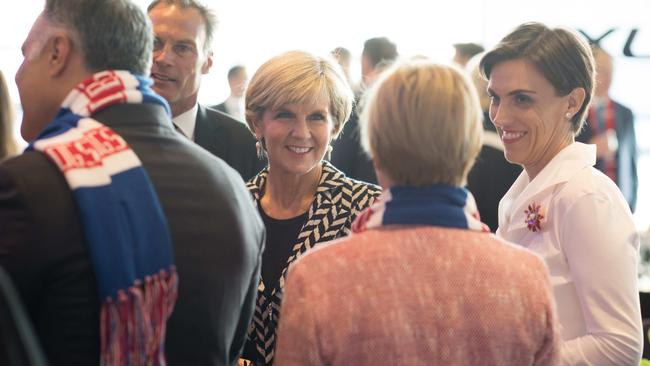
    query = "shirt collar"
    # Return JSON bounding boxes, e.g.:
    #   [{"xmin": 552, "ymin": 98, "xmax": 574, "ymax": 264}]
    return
[
  {"xmin": 172, "ymin": 103, "xmax": 199, "ymax": 139},
  {"xmin": 499, "ymin": 142, "xmax": 596, "ymax": 230}
]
